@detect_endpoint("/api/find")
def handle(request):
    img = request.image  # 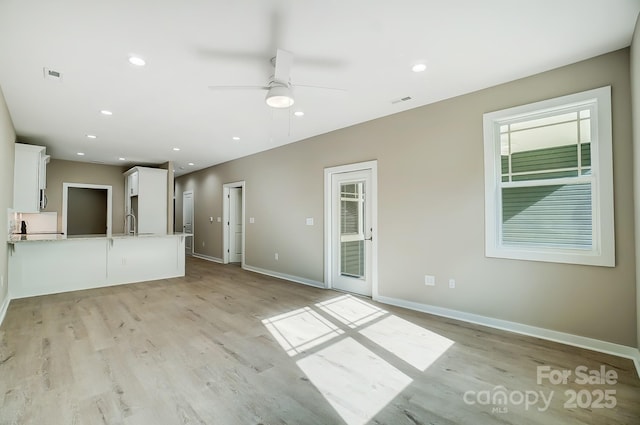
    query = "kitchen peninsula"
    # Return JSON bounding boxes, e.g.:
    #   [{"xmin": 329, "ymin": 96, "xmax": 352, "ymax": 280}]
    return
[{"xmin": 8, "ymin": 232, "xmax": 190, "ymax": 299}]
